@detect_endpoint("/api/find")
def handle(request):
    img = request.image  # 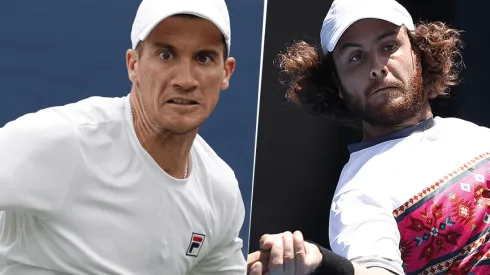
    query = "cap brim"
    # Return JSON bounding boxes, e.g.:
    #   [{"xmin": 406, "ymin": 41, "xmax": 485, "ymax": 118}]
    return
[
  {"xmin": 135, "ymin": 11, "xmax": 231, "ymax": 54},
  {"xmin": 324, "ymin": 11, "xmax": 415, "ymax": 53}
]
